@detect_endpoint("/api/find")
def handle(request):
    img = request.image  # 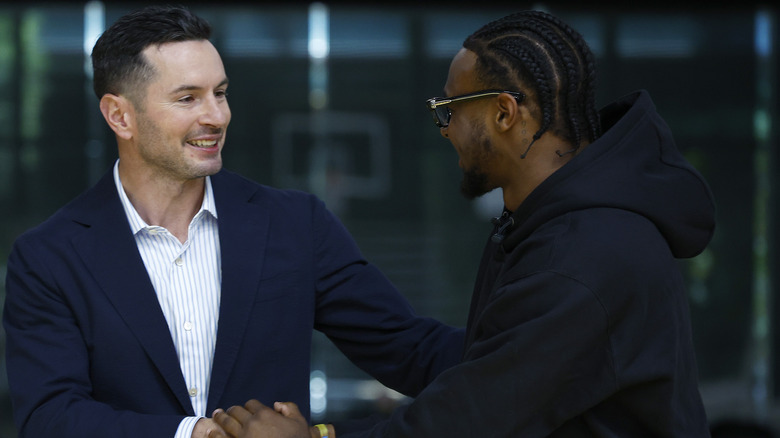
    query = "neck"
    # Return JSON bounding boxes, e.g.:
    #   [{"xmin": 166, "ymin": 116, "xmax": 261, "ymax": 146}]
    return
[
  {"xmin": 501, "ymin": 134, "xmax": 581, "ymax": 211},
  {"xmin": 118, "ymin": 161, "xmax": 205, "ymax": 243}
]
